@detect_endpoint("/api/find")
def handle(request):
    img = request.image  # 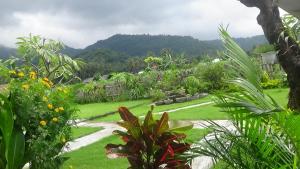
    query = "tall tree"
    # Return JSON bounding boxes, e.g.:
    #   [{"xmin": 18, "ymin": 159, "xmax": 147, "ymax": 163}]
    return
[{"xmin": 239, "ymin": 0, "xmax": 300, "ymax": 110}]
